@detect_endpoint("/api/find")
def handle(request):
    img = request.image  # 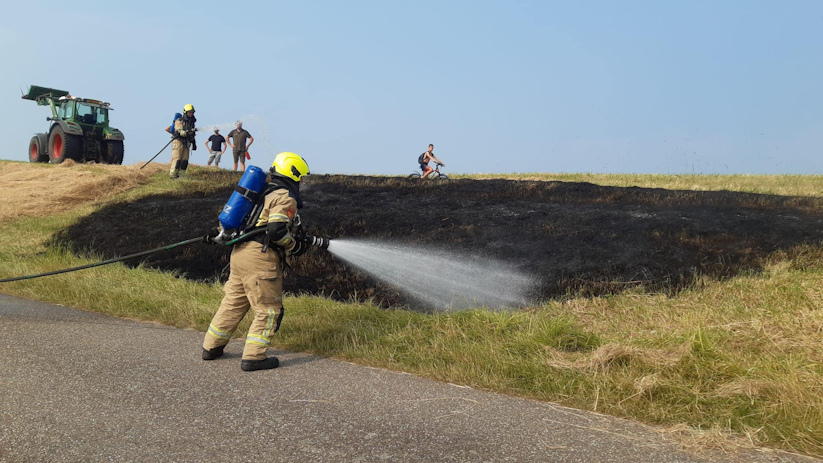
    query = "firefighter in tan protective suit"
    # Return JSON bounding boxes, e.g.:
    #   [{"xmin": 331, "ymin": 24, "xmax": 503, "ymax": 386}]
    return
[
  {"xmin": 170, "ymin": 104, "xmax": 196, "ymax": 179},
  {"xmin": 202, "ymin": 152, "xmax": 312, "ymax": 371}
]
